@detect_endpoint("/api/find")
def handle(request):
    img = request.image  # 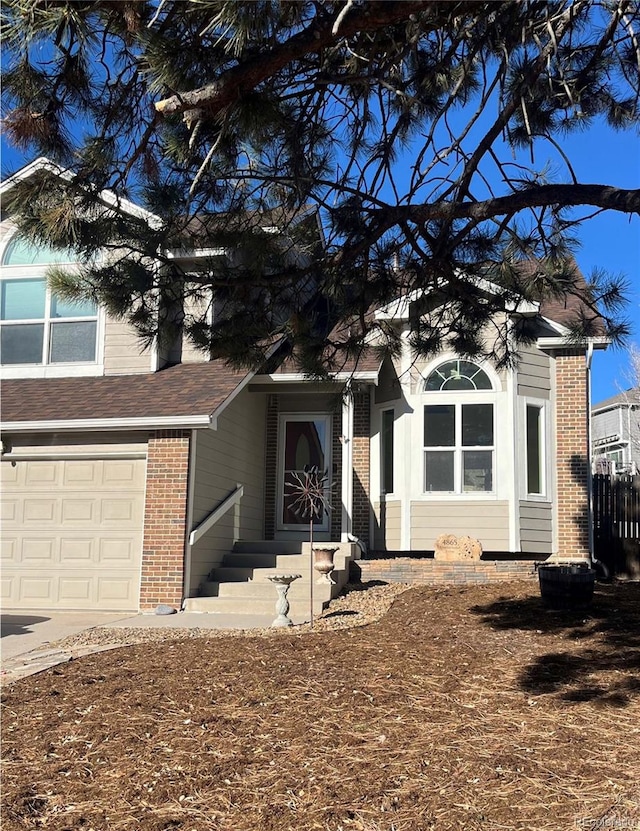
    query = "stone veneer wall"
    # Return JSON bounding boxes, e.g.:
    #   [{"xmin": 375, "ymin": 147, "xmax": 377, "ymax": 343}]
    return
[
  {"xmin": 352, "ymin": 558, "xmax": 537, "ymax": 585},
  {"xmin": 140, "ymin": 430, "xmax": 191, "ymax": 609},
  {"xmin": 554, "ymin": 351, "xmax": 590, "ymax": 558}
]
